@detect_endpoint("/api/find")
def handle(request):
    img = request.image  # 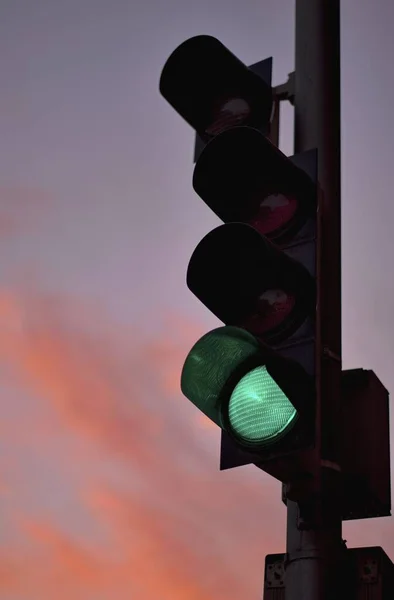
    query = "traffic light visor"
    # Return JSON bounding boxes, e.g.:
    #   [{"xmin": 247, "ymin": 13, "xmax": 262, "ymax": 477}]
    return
[
  {"xmin": 193, "ymin": 127, "xmax": 316, "ymax": 242},
  {"xmin": 181, "ymin": 326, "xmax": 307, "ymax": 450},
  {"xmin": 181, "ymin": 326, "xmax": 261, "ymax": 427},
  {"xmin": 159, "ymin": 37, "xmax": 272, "ymax": 139},
  {"xmin": 187, "ymin": 223, "xmax": 315, "ymax": 344}
]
